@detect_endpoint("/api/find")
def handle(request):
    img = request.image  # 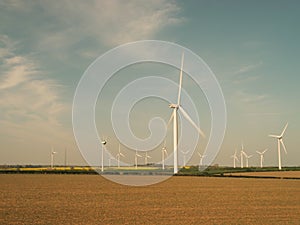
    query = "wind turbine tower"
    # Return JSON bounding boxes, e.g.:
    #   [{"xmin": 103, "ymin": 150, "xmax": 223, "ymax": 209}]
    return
[
  {"xmin": 135, "ymin": 149, "xmax": 142, "ymax": 169},
  {"xmin": 161, "ymin": 141, "xmax": 168, "ymax": 170},
  {"xmin": 50, "ymin": 148, "xmax": 57, "ymax": 169},
  {"xmin": 269, "ymin": 123, "xmax": 288, "ymax": 170},
  {"xmin": 230, "ymin": 149, "xmax": 239, "ymax": 168},
  {"xmin": 168, "ymin": 53, "xmax": 206, "ymax": 174},
  {"xmin": 101, "ymin": 139, "xmax": 107, "ymax": 172},
  {"xmin": 256, "ymin": 149, "xmax": 268, "ymax": 168}
]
